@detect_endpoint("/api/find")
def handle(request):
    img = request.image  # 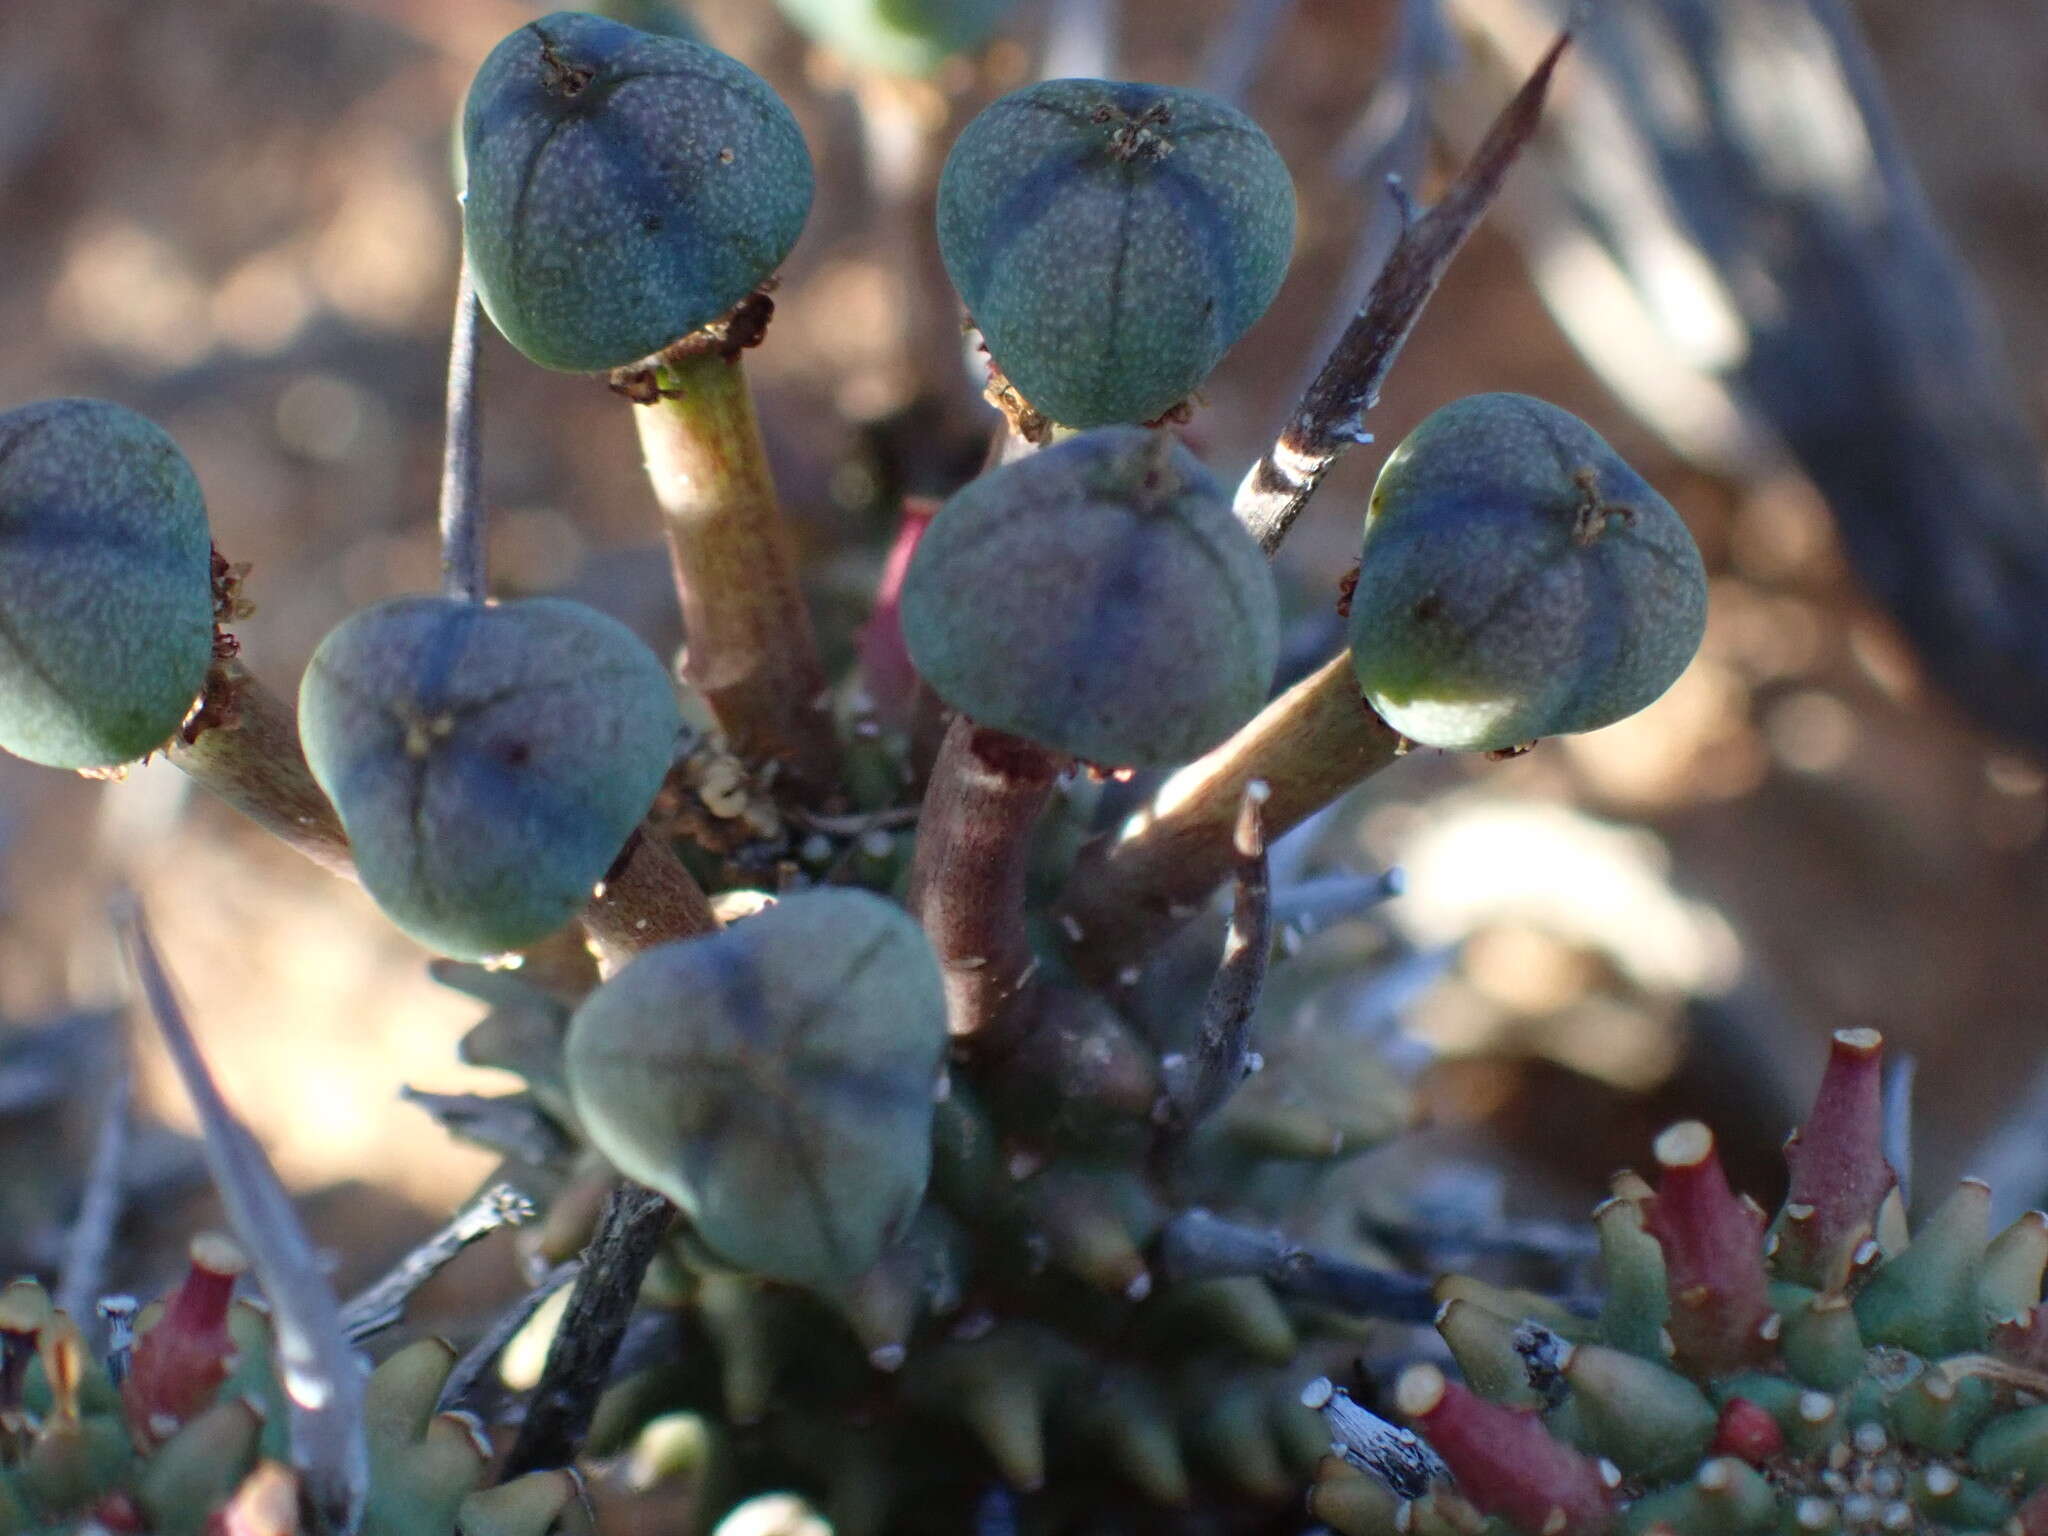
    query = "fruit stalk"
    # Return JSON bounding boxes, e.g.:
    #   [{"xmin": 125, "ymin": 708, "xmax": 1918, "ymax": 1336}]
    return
[
  {"xmin": 634, "ymin": 348, "xmax": 839, "ymax": 803},
  {"xmin": 1055, "ymin": 651, "xmax": 1401, "ymax": 988},
  {"xmin": 581, "ymin": 829, "xmax": 720, "ymax": 969},
  {"xmin": 905, "ymin": 715, "xmax": 1064, "ymax": 1046},
  {"xmin": 438, "ymin": 258, "xmax": 487, "ymax": 605},
  {"xmin": 168, "ymin": 659, "xmax": 354, "ymax": 878}
]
